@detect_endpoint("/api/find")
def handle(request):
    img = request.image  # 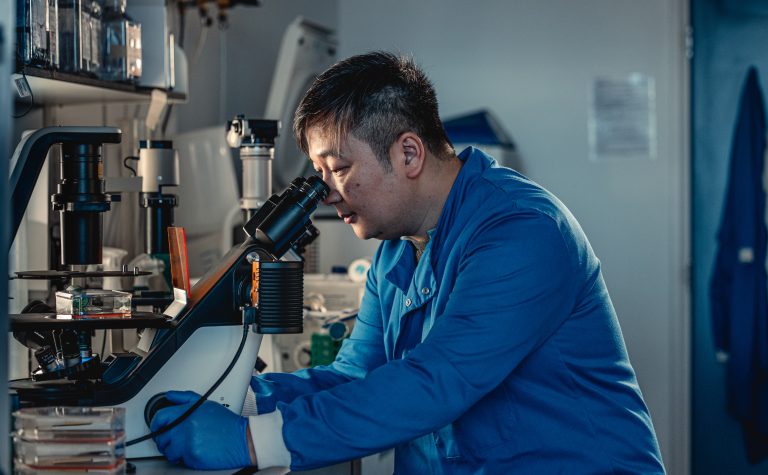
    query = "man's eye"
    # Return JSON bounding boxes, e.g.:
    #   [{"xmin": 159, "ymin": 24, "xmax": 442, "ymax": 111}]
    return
[{"xmin": 331, "ymin": 167, "xmax": 349, "ymax": 176}]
